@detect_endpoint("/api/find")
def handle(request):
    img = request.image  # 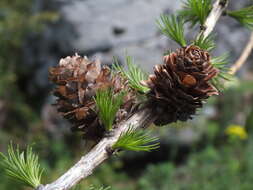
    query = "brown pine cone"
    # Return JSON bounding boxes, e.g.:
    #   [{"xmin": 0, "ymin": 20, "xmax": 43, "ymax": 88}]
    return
[
  {"xmin": 49, "ymin": 54, "xmax": 136, "ymax": 140},
  {"xmin": 142, "ymin": 45, "xmax": 219, "ymax": 125}
]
